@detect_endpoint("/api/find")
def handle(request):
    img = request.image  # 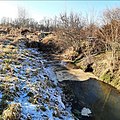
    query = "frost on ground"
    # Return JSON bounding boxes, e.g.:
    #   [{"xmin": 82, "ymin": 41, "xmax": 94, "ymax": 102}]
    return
[{"xmin": 0, "ymin": 40, "xmax": 74, "ymax": 120}]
